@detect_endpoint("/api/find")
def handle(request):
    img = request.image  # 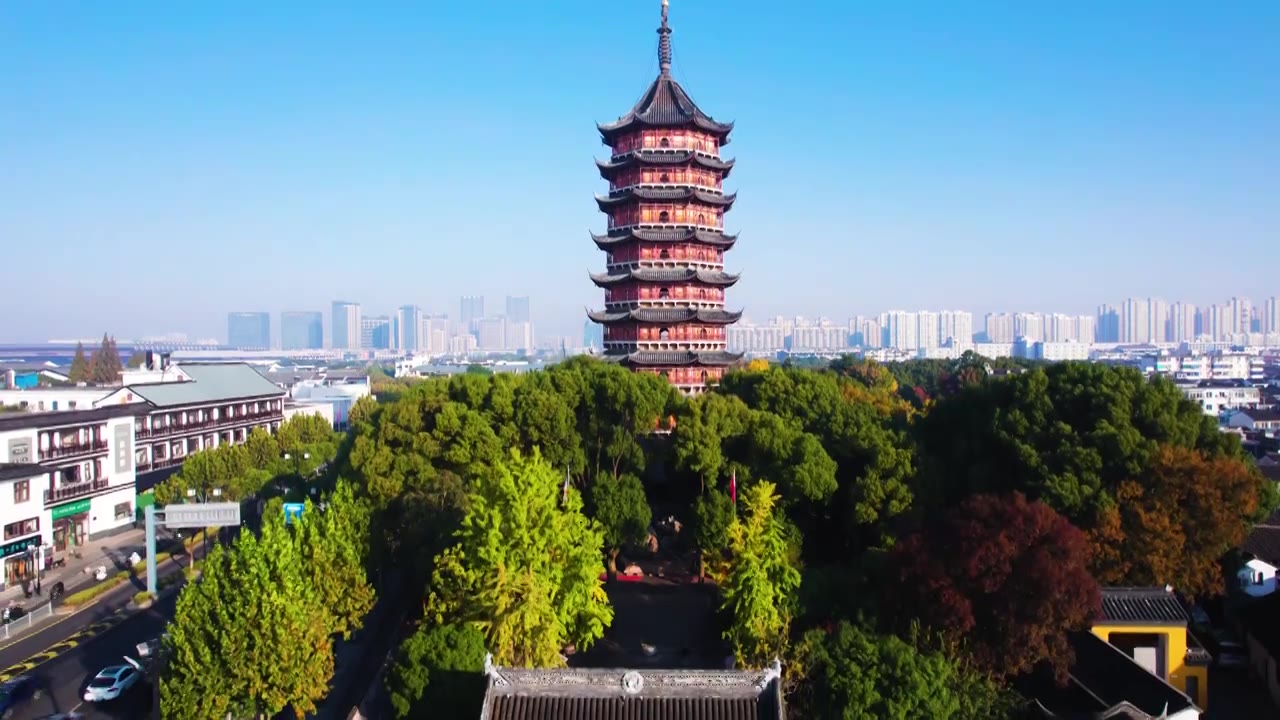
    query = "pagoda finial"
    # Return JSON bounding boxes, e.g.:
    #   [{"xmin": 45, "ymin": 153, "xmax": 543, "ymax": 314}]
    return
[{"xmin": 658, "ymin": 0, "xmax": 672, "ymax": 75}]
